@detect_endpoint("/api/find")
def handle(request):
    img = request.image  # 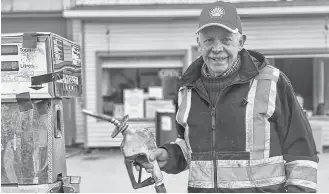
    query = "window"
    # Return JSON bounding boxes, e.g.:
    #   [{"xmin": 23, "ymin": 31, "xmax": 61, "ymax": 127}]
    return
[
  {"xmin": 274, "ymin": 57, "xmax": 329, "ymax": 115},
  {"xmin": 101, "ymin": 67, "xmax": 181, "ymax": 119}
]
